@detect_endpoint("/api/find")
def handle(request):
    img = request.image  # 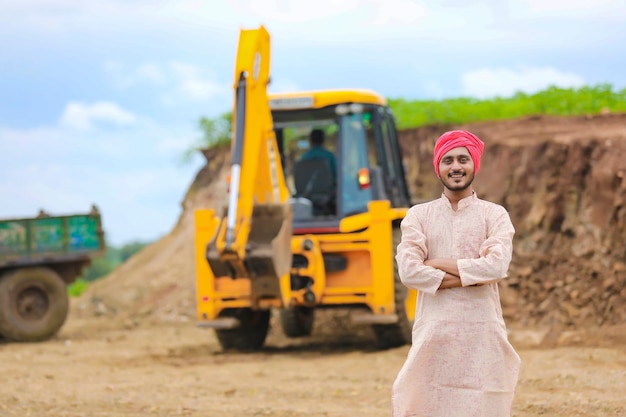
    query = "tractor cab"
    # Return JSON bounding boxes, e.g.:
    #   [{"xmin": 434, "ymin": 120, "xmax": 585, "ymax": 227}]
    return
[{"xmin": 269, "ymin": 90, "xmax": 411, "ymax": 233}]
